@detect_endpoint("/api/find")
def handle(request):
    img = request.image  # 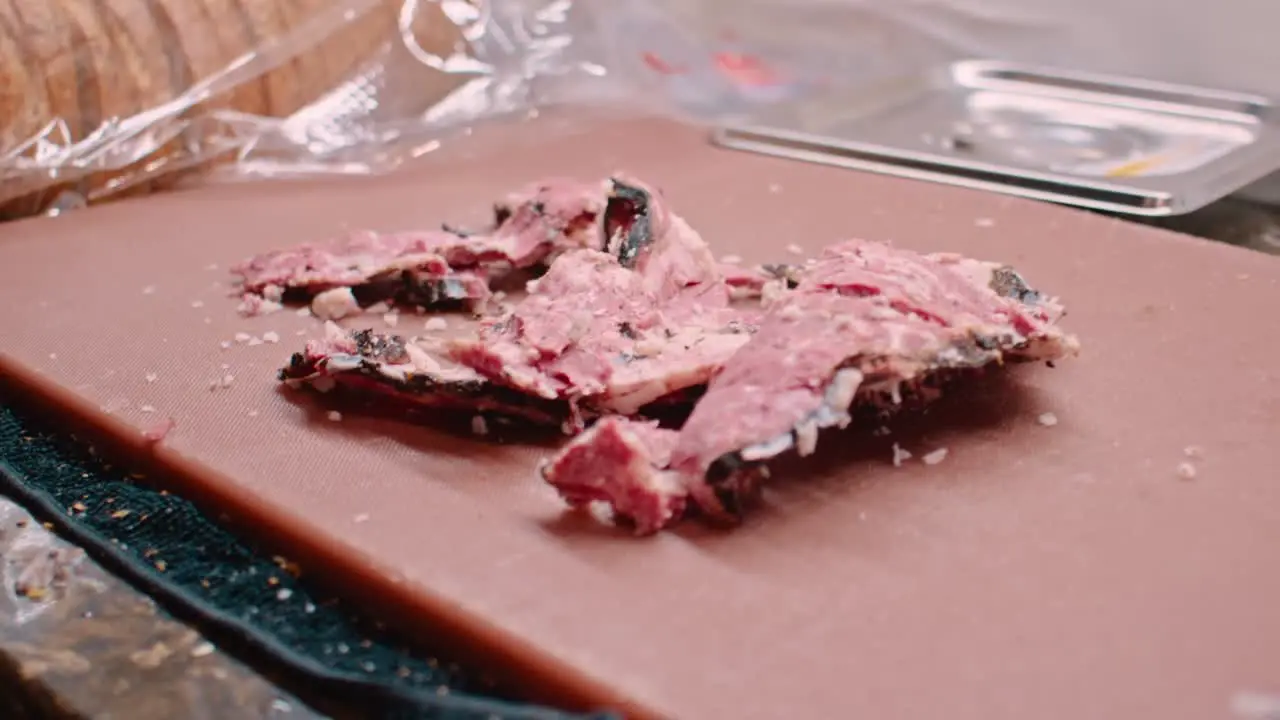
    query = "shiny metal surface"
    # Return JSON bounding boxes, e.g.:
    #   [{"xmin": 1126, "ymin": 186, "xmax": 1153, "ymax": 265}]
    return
[{"xmin": 712, "ymin": 60, "xmax": 1280, "ymax": 216}]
